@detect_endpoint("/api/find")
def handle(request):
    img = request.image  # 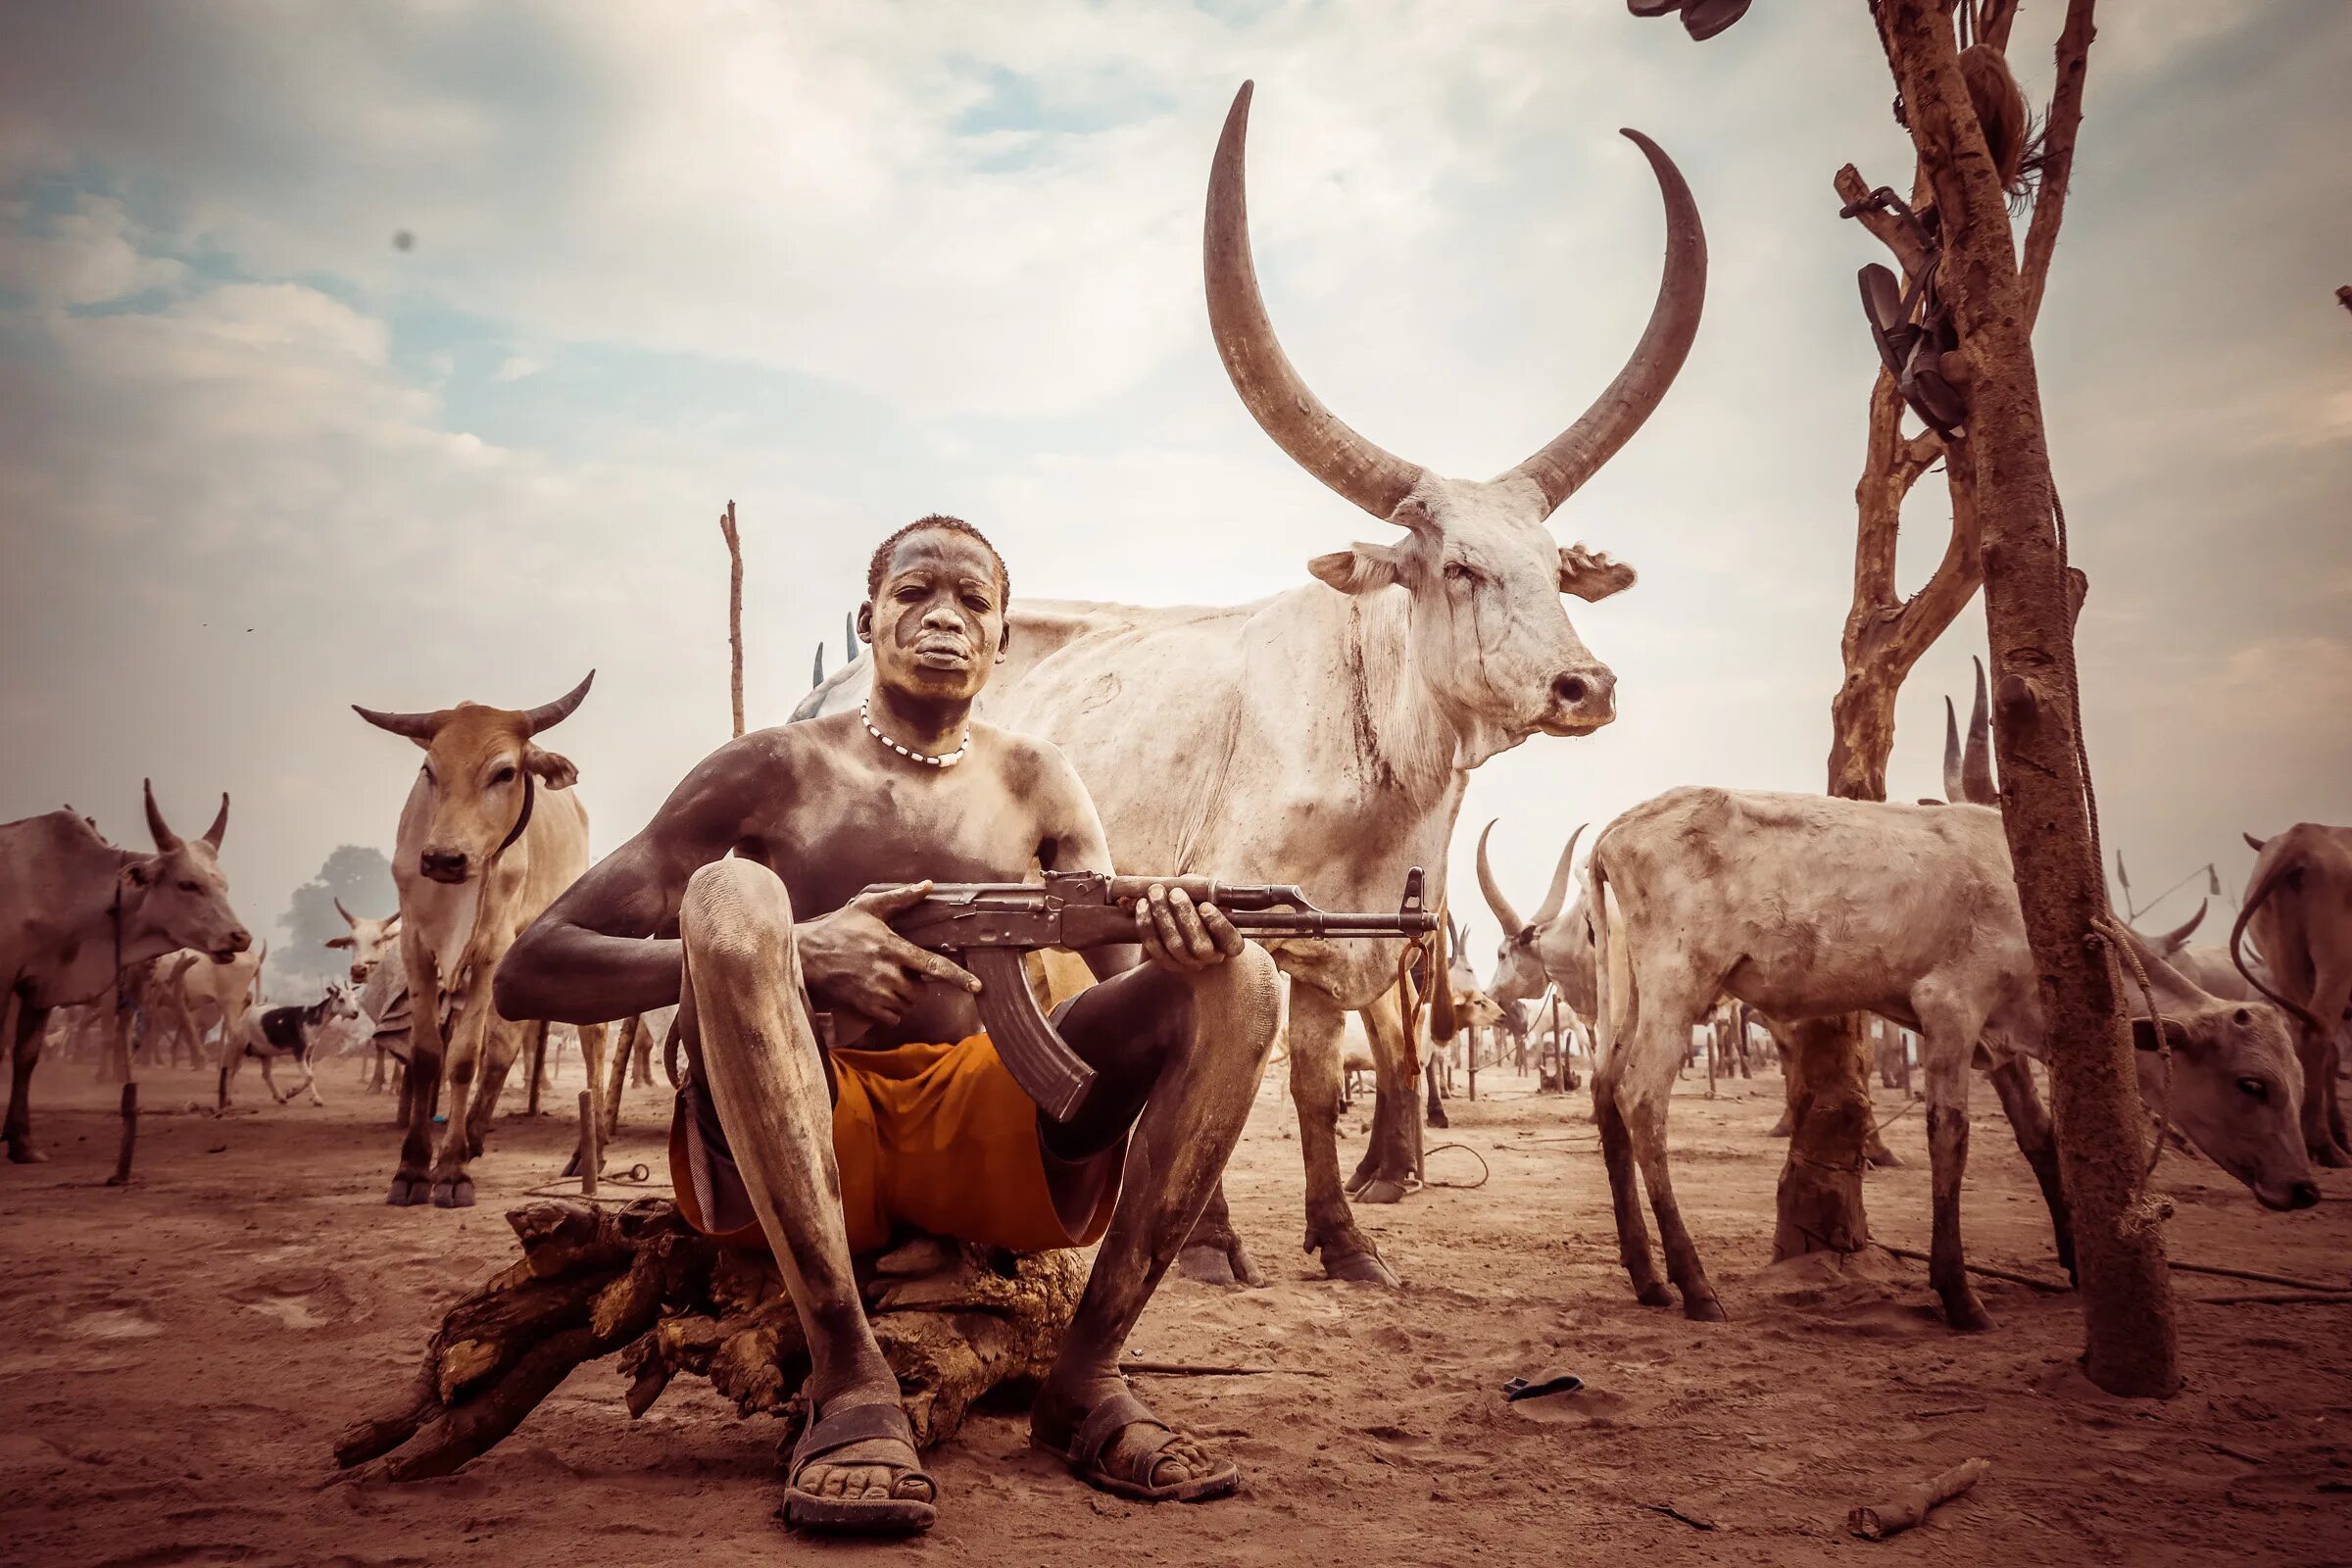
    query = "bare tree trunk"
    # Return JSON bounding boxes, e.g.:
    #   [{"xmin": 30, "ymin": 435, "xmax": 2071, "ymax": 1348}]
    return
[
  {"xmin": 1779, "ymin": 0, "xmax": 2094, "ymax": 1265},
  {"xmin": 1883, "ymin": 0, "xmax": 2172, "ymax": 1396}
]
